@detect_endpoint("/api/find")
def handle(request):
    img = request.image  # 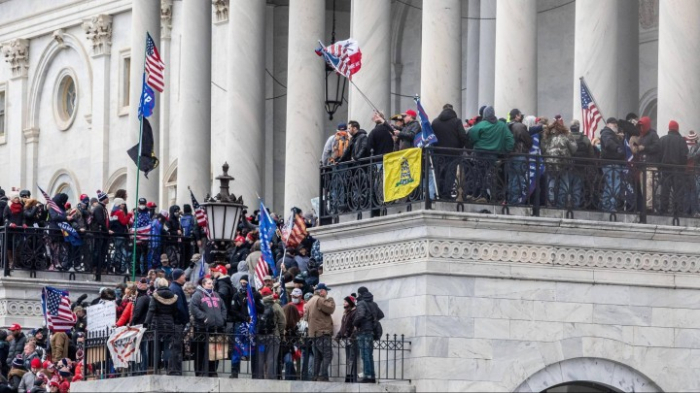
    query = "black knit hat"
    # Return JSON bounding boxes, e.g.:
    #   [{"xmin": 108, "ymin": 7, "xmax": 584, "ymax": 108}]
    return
[
  {"xmin": 344, "ymin": 295, "xmax": 356, "ymax": 307},
  {"xmin": 183, "ymin": 204, "xmax": 193, "ymax": 214}
]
